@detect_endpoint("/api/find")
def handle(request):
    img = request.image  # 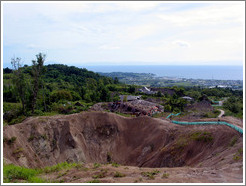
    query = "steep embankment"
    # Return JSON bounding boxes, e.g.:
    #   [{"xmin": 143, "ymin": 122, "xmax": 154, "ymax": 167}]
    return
[{"xmin": 3, "ymin": 111, "xmax": 243, "ymax": 172}]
